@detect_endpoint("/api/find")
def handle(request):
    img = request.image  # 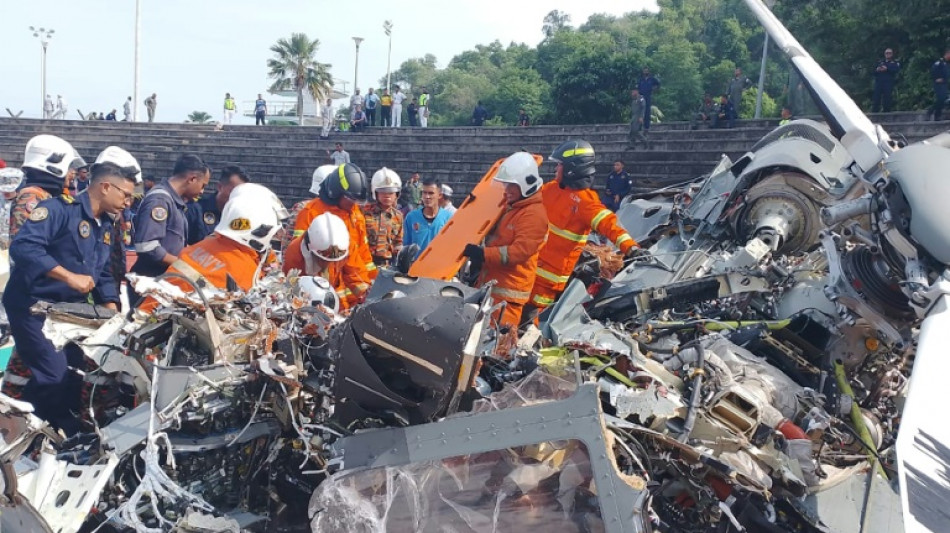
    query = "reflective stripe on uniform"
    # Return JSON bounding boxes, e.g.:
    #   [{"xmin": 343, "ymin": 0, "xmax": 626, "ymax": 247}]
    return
[
  {"xmin": 499, "ymin": 246, "xmax": 509, "ymax": 265},
  {"xmin": 293, "ymin": 229, "xmax": 305, "ymax": 237},
  {"xmin": 366, "ymin": 262, "xmax": 377, "ymax": 272},
  {"xmin": 591, "ymin": 209, "xmax": 611, "ymax": 230},
  {"xmin": 135, "ymin": 240, "xmax": 161, "ymax": 253},
  {"xmin": 615, "ymin": 234, "xmax": 633, "ymax": 247},
  {"xmin": 548, "ymin": 223, "xmax": 588, "ymax": 244},
  {"xmin": 531, "ymin": 294, "xmax": 556, "ymax": 307},
  {"xmin": 535, "ymin": 267, "xmax": 570, "ymax": 284},
  {"xmin": 491, "ymin": 286, "xmax": 530, "ymax": 301}
]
